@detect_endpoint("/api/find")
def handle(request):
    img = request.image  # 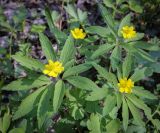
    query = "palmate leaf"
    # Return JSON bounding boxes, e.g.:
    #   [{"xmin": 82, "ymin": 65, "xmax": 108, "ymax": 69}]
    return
[
  {"xmin": 45, "ymin": 7, "xmax": 67, "ymax": 44},
  {"xmin": 87, "ymin": 113, "xmax": 101, "ymax": 133},
  {"xmin": 64, "ymin": 4, "xmax": 78, "ymax": 19},
  {"xmin": 66, "ymin": 76, "xmax": 99, "ymax": 91},
  {"xmin": 13, "ymin": 86, "xmax": 46, "ymax": 120},
  {"xmin": 122, "ymin": 97, "xmax": 129, "ymax": 131},
  {"xmin": 63, "ymin": 63, "xmax": 92, "ymax": 78},
  {"xmin": 60, "ymin": 35, "xmax": 75, "ymax": 65},
  {"xmin": 118, "ymin": 14, "xmax": 131, "ymax": 36},
  {"xmin": 2, "ymin": 75, "xmax": 51, "ymax": 91},
  {"xmin": 91, "ymin": 43, "xmax": 115, "ymax": 59},
  {"xmin": 126, "ymin": 99, "xmax": 145, "ymax": 126},
  {"xmin": 53, "ymin": 80, "xmax": 65, "ymax": 113},
  {"xmin": 39, "ymin": 33, "xmax": 56, "ymax": 61},
  {"xmin": 12, "ymin": 54, "xmax": 44, "ymax": 71},
  {"xmin": 37, "ymin": 84, "xmax": 54, "ymax": 129}
]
